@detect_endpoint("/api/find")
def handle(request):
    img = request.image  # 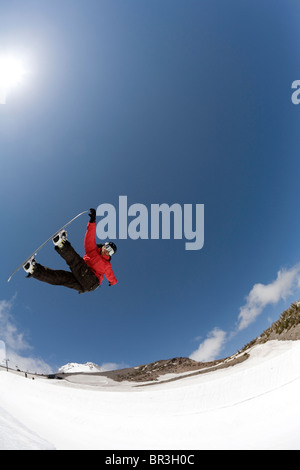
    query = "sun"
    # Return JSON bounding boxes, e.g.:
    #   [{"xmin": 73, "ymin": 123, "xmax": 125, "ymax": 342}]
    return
[{"xmin": 0, "ymin": 54, "xmax": 28, "ymax": 104}]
